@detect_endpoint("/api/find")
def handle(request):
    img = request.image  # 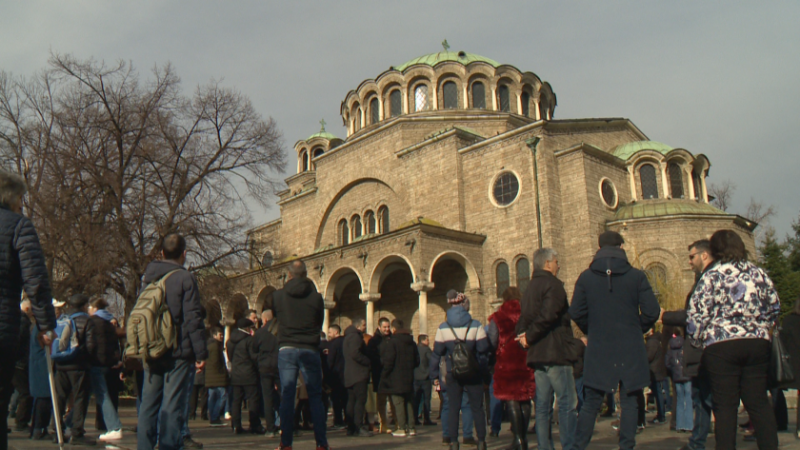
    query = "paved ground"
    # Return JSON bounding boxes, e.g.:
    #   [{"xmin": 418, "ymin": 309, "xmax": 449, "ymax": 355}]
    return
[{"xmin": 7, "ymin": 406, "xmax": 798, "ymax": 449}]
